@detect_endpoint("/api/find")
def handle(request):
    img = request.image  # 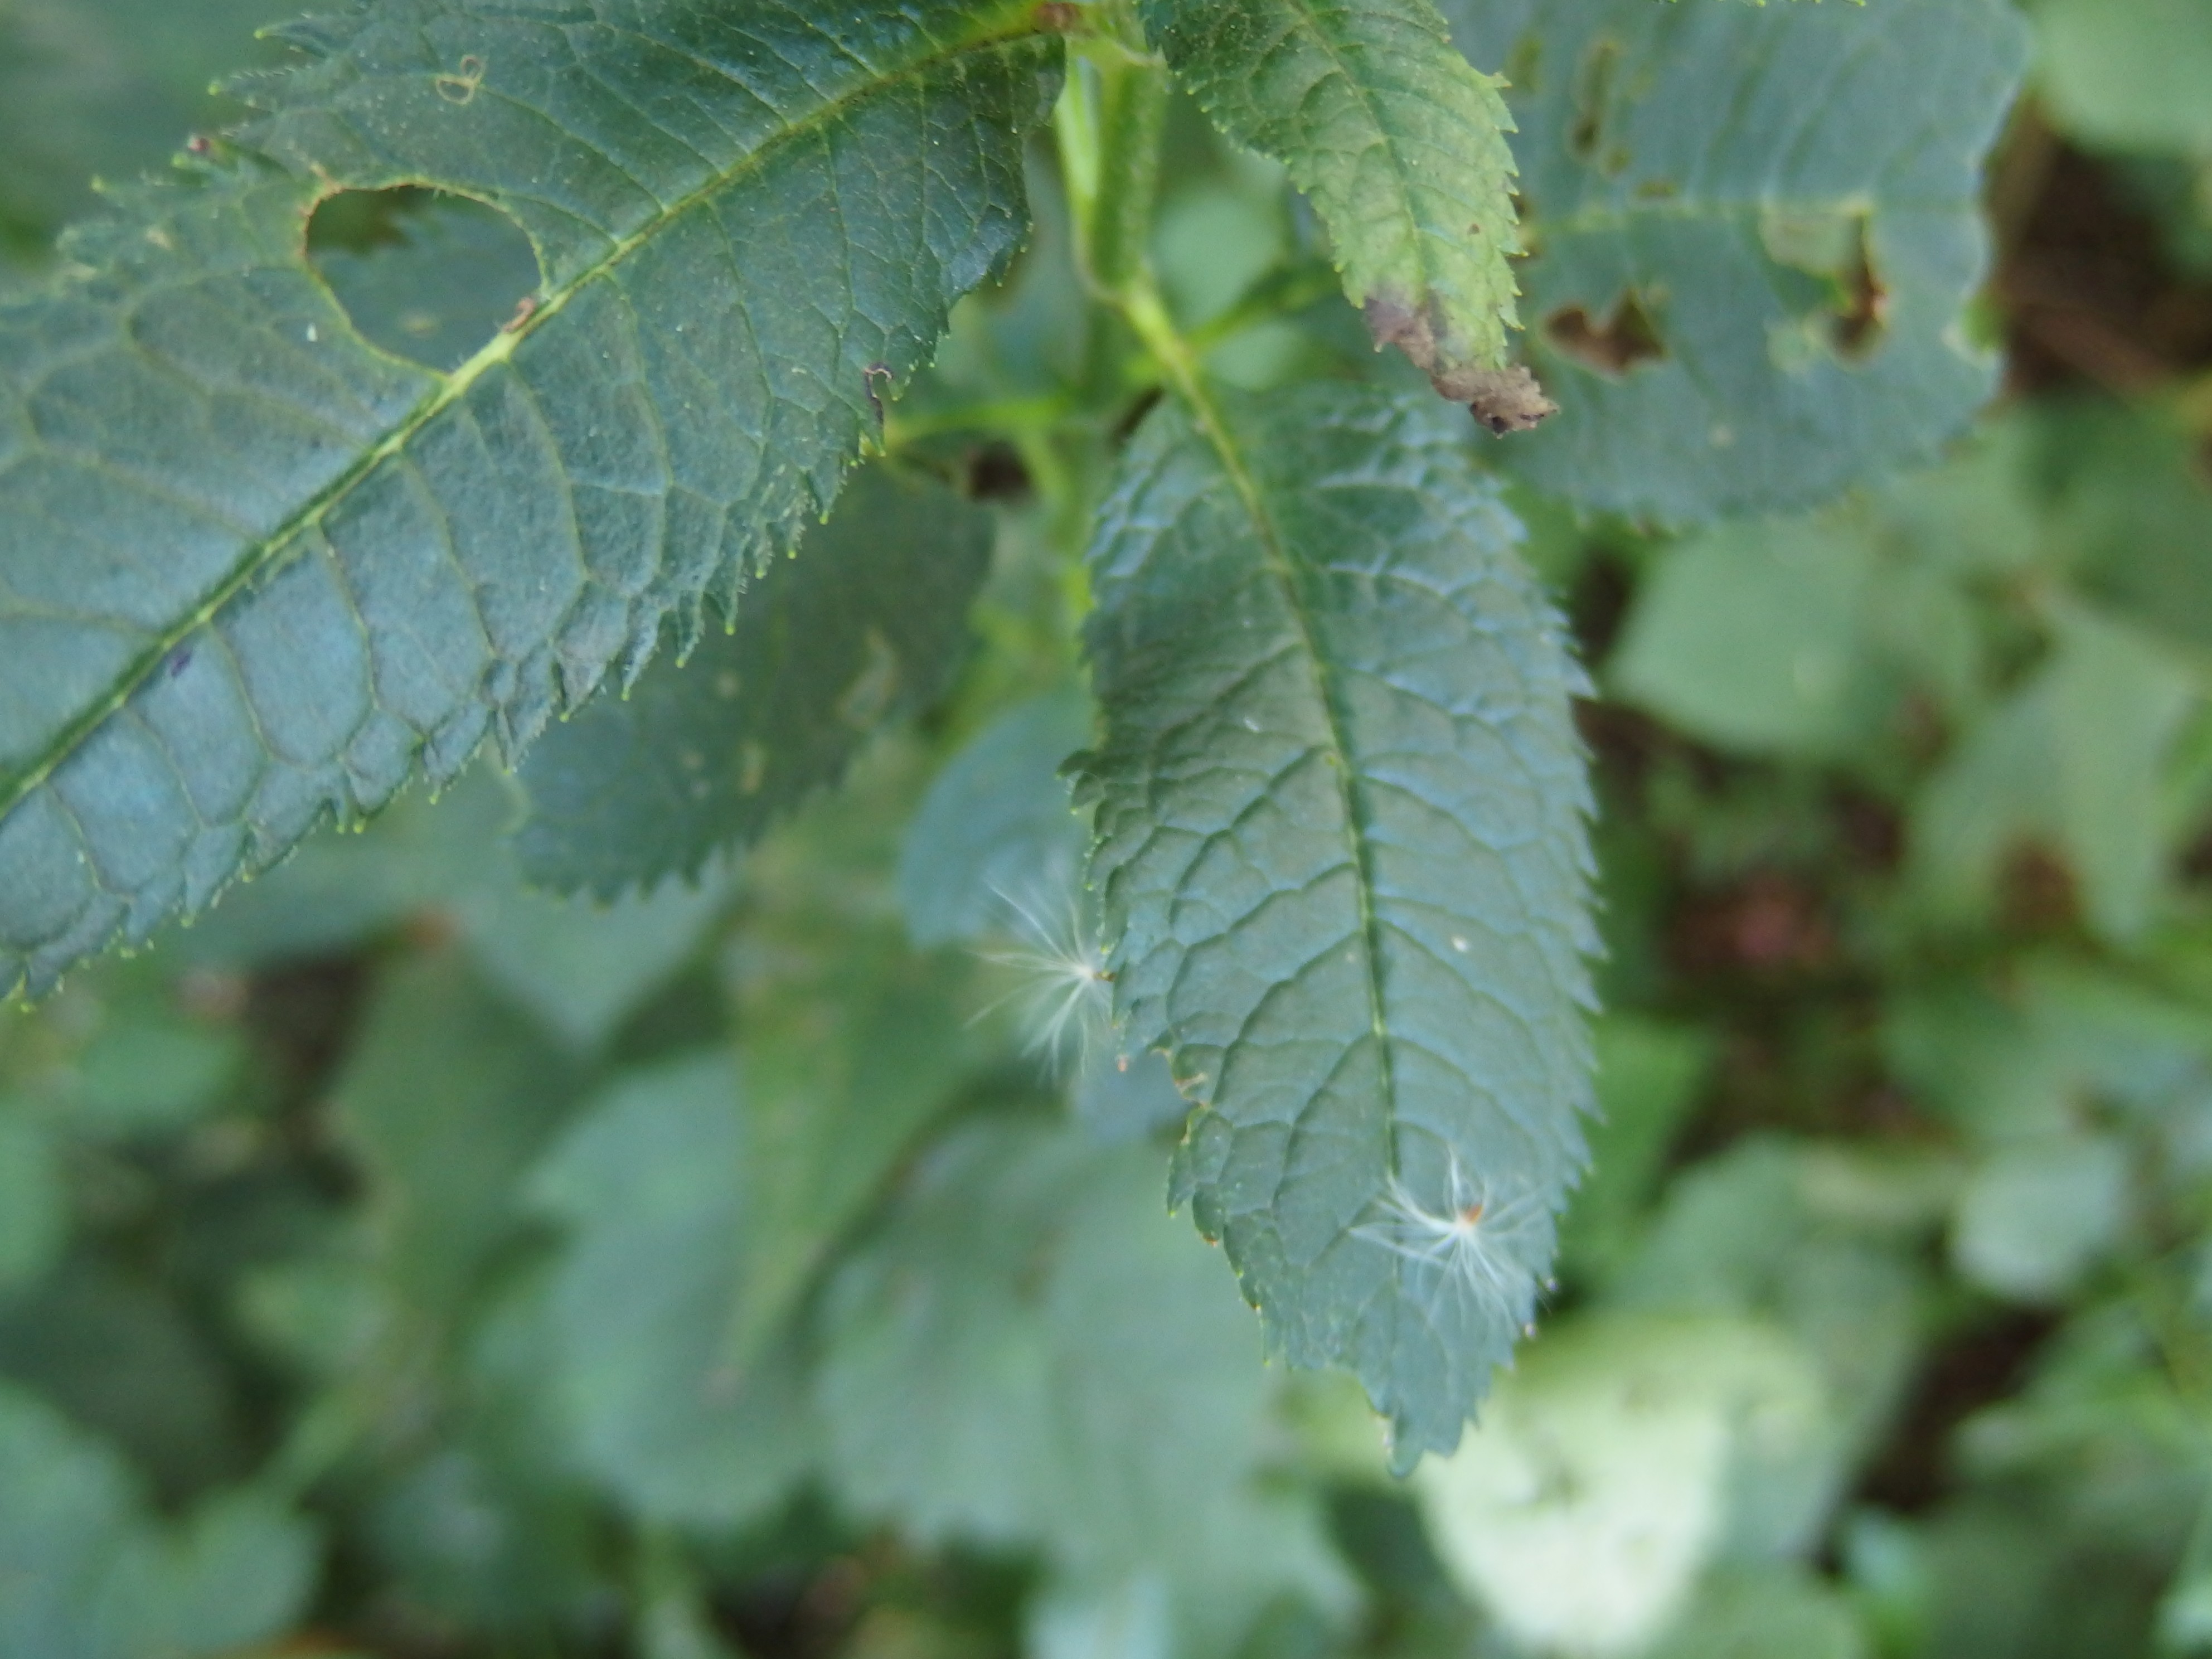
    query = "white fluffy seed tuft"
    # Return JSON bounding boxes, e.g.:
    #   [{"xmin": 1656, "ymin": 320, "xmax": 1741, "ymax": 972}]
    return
[
  {"xmin": 974, "ymin": 881, "xmax": 1114, "ymax": 1073},
  {"xmin": 1355, "ymin": 1149, "xmax": 1546, "ymax": 1327}
]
